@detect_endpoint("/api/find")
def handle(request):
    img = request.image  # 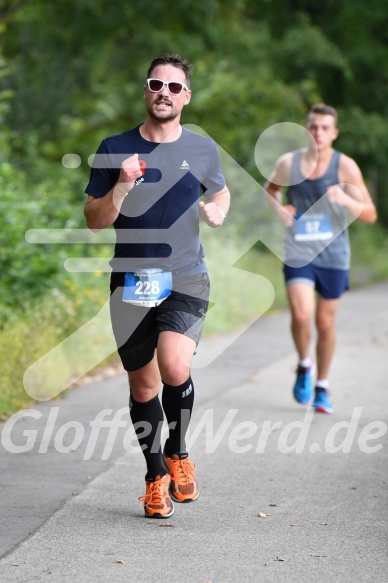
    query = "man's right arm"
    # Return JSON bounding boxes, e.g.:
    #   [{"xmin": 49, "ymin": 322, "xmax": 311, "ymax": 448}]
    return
[
  {"xmin": 84, "ymin": 186, "xmax": 127, "ymax": 232},
  {"xmin": 84, "ymin": 154, "xmax": 143, "ymax": 232},
  {"xmin": 264, "ymin": 153, "xmax": 296, "ymax": 227}
]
